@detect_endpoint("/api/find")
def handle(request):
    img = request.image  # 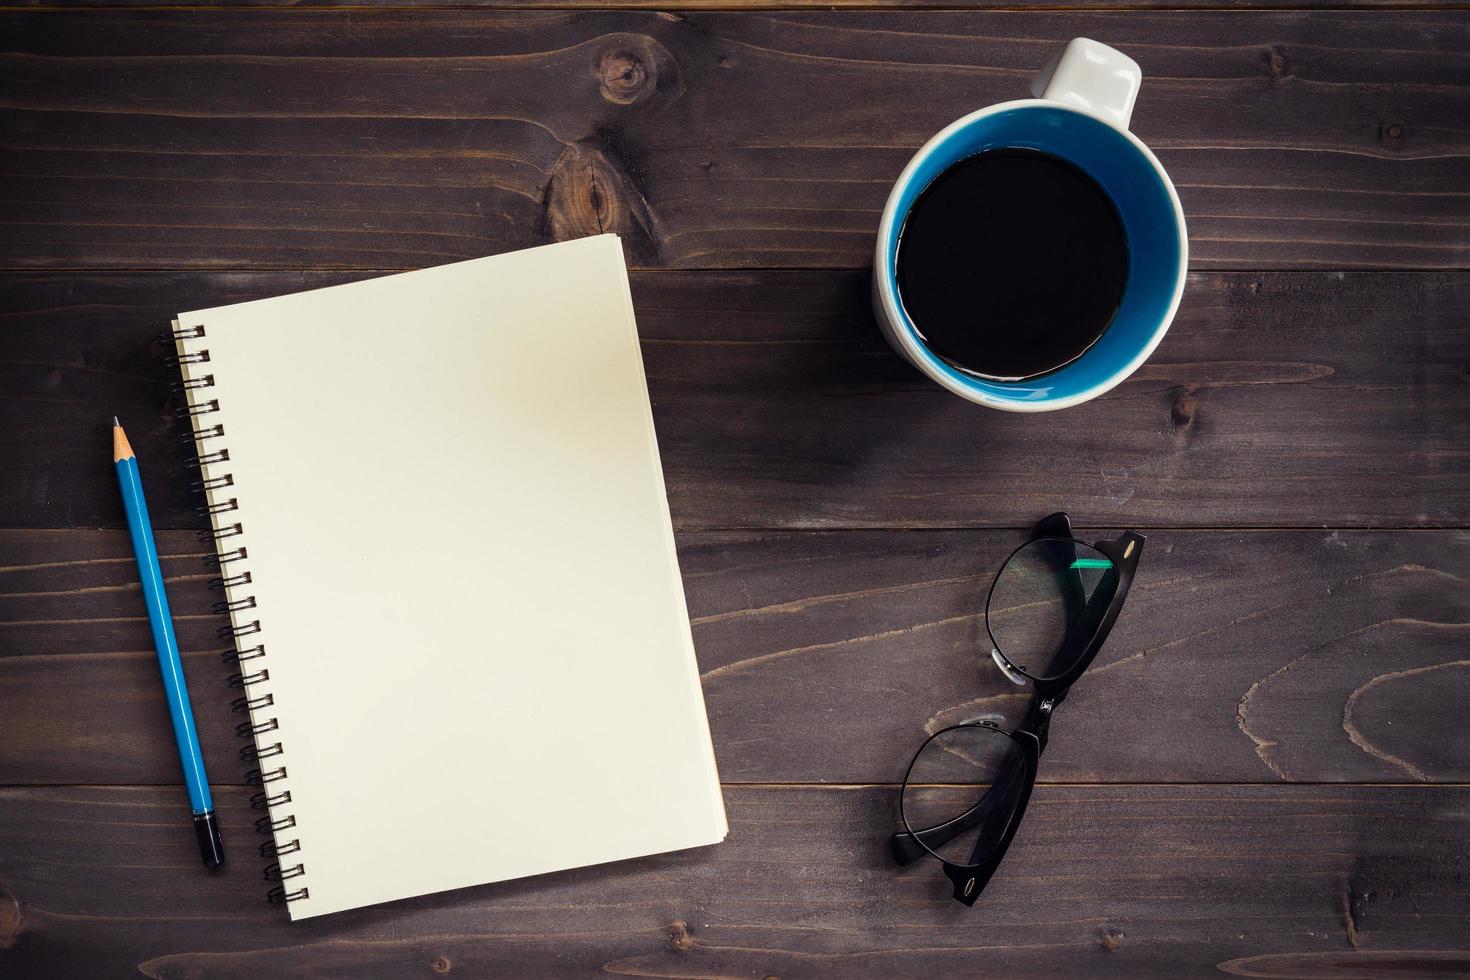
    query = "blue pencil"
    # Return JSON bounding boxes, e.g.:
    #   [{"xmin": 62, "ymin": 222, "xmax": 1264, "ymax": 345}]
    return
[{"xmin": 113, "ymin": 417, "xmax": 225, "ymax": 869}]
